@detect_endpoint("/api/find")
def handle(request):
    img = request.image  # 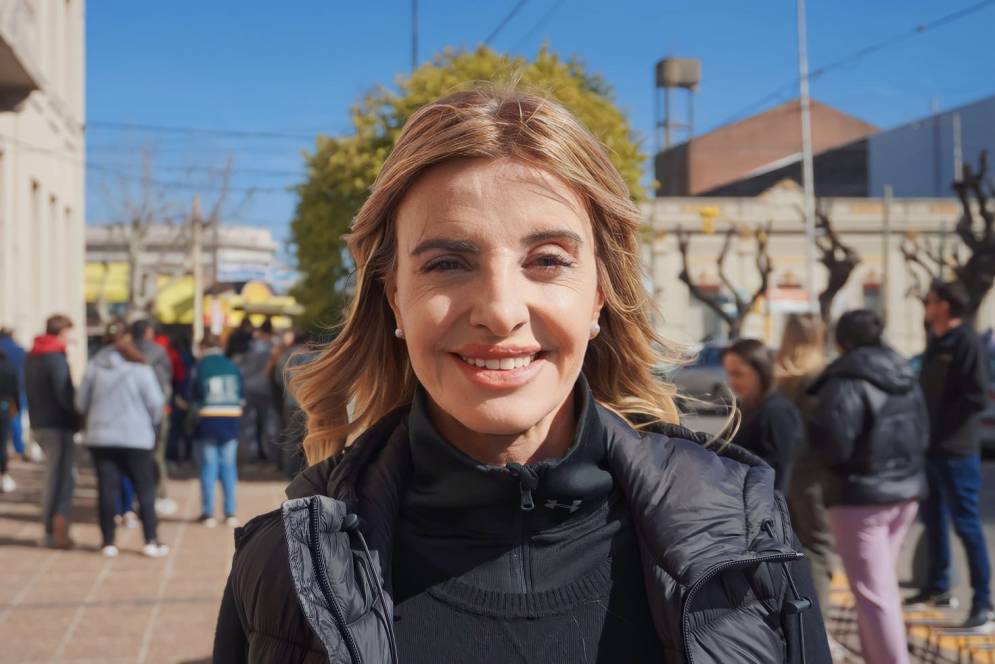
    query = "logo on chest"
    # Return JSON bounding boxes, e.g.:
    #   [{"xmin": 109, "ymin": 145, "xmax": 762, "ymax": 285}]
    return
[{"xmin": 544, "ymin": 499, "xmax": 582, "ymax": 513}]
